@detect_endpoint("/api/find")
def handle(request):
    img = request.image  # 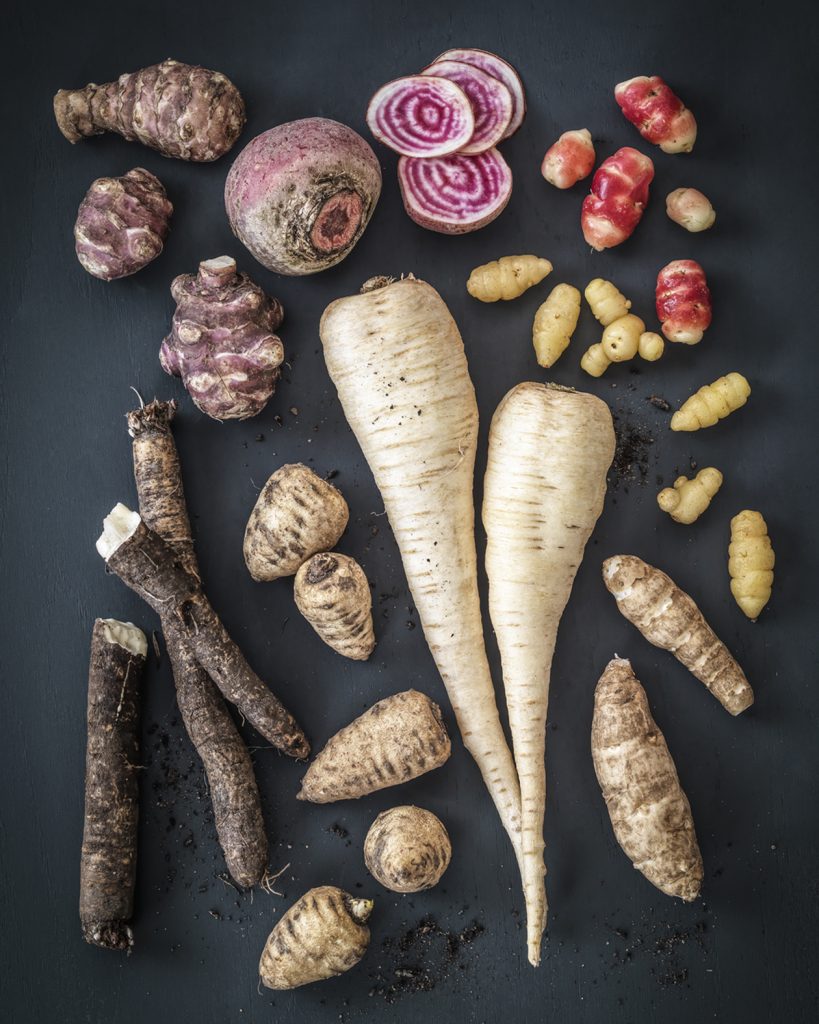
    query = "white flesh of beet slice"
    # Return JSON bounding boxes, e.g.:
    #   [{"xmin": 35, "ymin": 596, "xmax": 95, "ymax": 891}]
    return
[
  {"xmin": 366, "ymin": 75, "xmax": 475, "ymax": 157},
  {"xmin": 397, "ymin": 148, "xmax": 513, "ymax": 234},
  {"xmin": 420, "ymin": 60, "xmax": 512, "ymax": 155},
  {"xmin": 432, "ymin": 48, "xmax": 526, "ymax": 139}
]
